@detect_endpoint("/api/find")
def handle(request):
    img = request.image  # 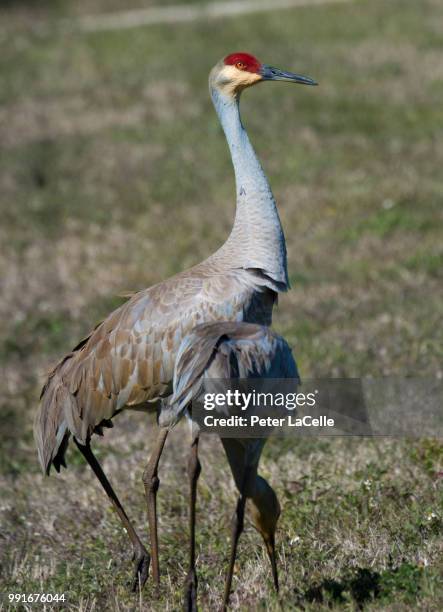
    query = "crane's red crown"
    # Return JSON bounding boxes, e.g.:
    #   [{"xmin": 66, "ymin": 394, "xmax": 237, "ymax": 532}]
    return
[{"xmin": 224, "ymin": 52, "xmax": 261, "ymax": 74}]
